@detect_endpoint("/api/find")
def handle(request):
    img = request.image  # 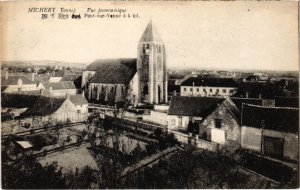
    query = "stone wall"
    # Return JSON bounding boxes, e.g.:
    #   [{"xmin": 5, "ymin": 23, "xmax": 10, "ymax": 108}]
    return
[
  {"xmin": 170, "ymin": 130, "xmax": 218, "ymax": 151},
  {"xmin": 167, "ymin": 115, "xmax": 190, "ymax": 131},
  {"xmin": 201, "ymin": 103, "xmax": 240, "ymax": 149},
  {"xmin": 143, "ymin": 110, "xmax": 168, "ymax": 126},
  {"xmin": 154, "ymin": 105, "xmax": 169, "ymax": 112},
  {"xmin": 241, "ymin": 126, "xmax": 299, "ymax": 161}
]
